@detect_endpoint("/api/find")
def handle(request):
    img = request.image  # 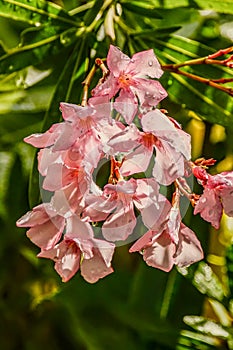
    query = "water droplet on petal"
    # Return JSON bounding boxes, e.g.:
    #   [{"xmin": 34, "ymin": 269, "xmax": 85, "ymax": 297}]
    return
[
  {"xmin": 201, "ymin": 197, "xmax": 207, "ymax": 203},
  {"xmin": 121, "ymin": 54, "xmax": 129, "ymax": 61},
  {"xmin": 148, "ymin": 60, "xmax": 153, "ymax": 67},
  {"xmin": 159, "ymin": 90, "xmax": 166, "ymax": 95},
  {"xmin": 145, "ymin": 91, "xmax": 150, "ymax": 97}
]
